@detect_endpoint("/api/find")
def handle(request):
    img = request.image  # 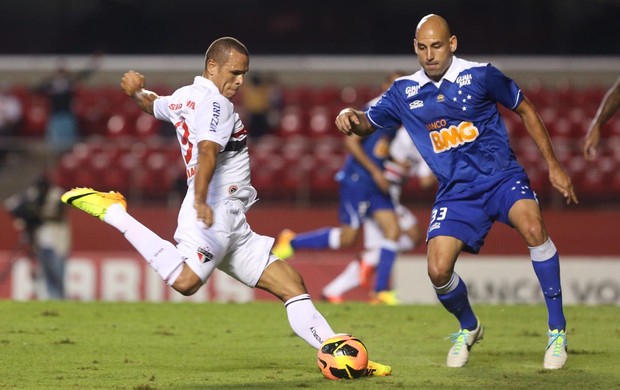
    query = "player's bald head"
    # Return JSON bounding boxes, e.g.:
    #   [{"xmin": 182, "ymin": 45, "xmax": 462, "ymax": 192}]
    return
[
  {"xmin": 415, "ymin": 14, "xmax": 452, "ymax": 41},
  {"xmin": 205, "ymin": 37, "xmax": 249, "ymax": 68}
]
